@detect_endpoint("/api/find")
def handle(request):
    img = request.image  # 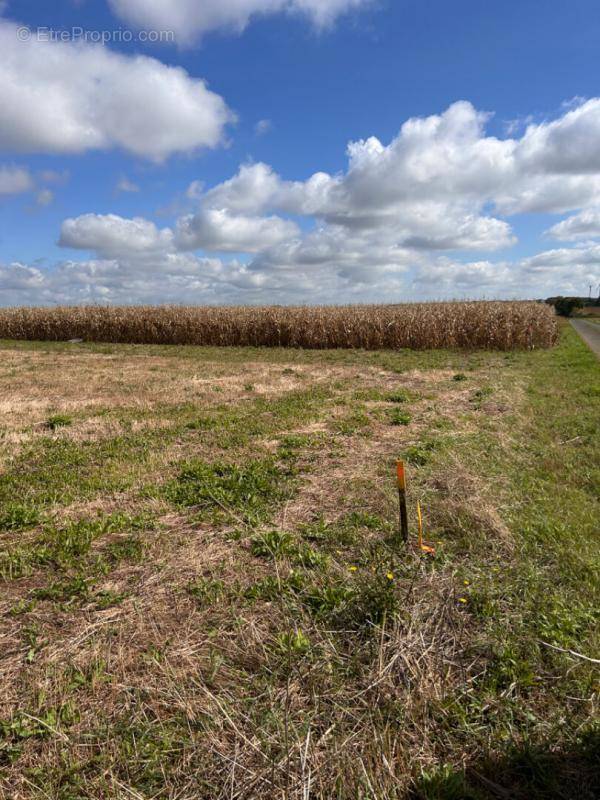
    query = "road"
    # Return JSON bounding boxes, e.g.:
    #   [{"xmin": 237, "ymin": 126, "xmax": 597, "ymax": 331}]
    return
[{"xmin": 571, "ymin": 318, "xmax": 600, "ymax": 358}]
